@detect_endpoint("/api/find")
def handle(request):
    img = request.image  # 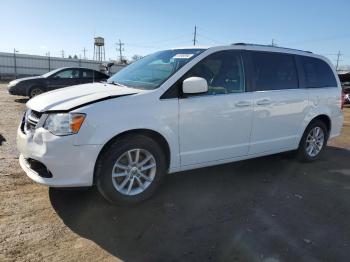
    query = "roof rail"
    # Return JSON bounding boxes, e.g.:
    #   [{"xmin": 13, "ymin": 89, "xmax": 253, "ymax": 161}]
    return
[{"xmin": 231, "ymin": 43, "xmax": 312, "ymax": 54}]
